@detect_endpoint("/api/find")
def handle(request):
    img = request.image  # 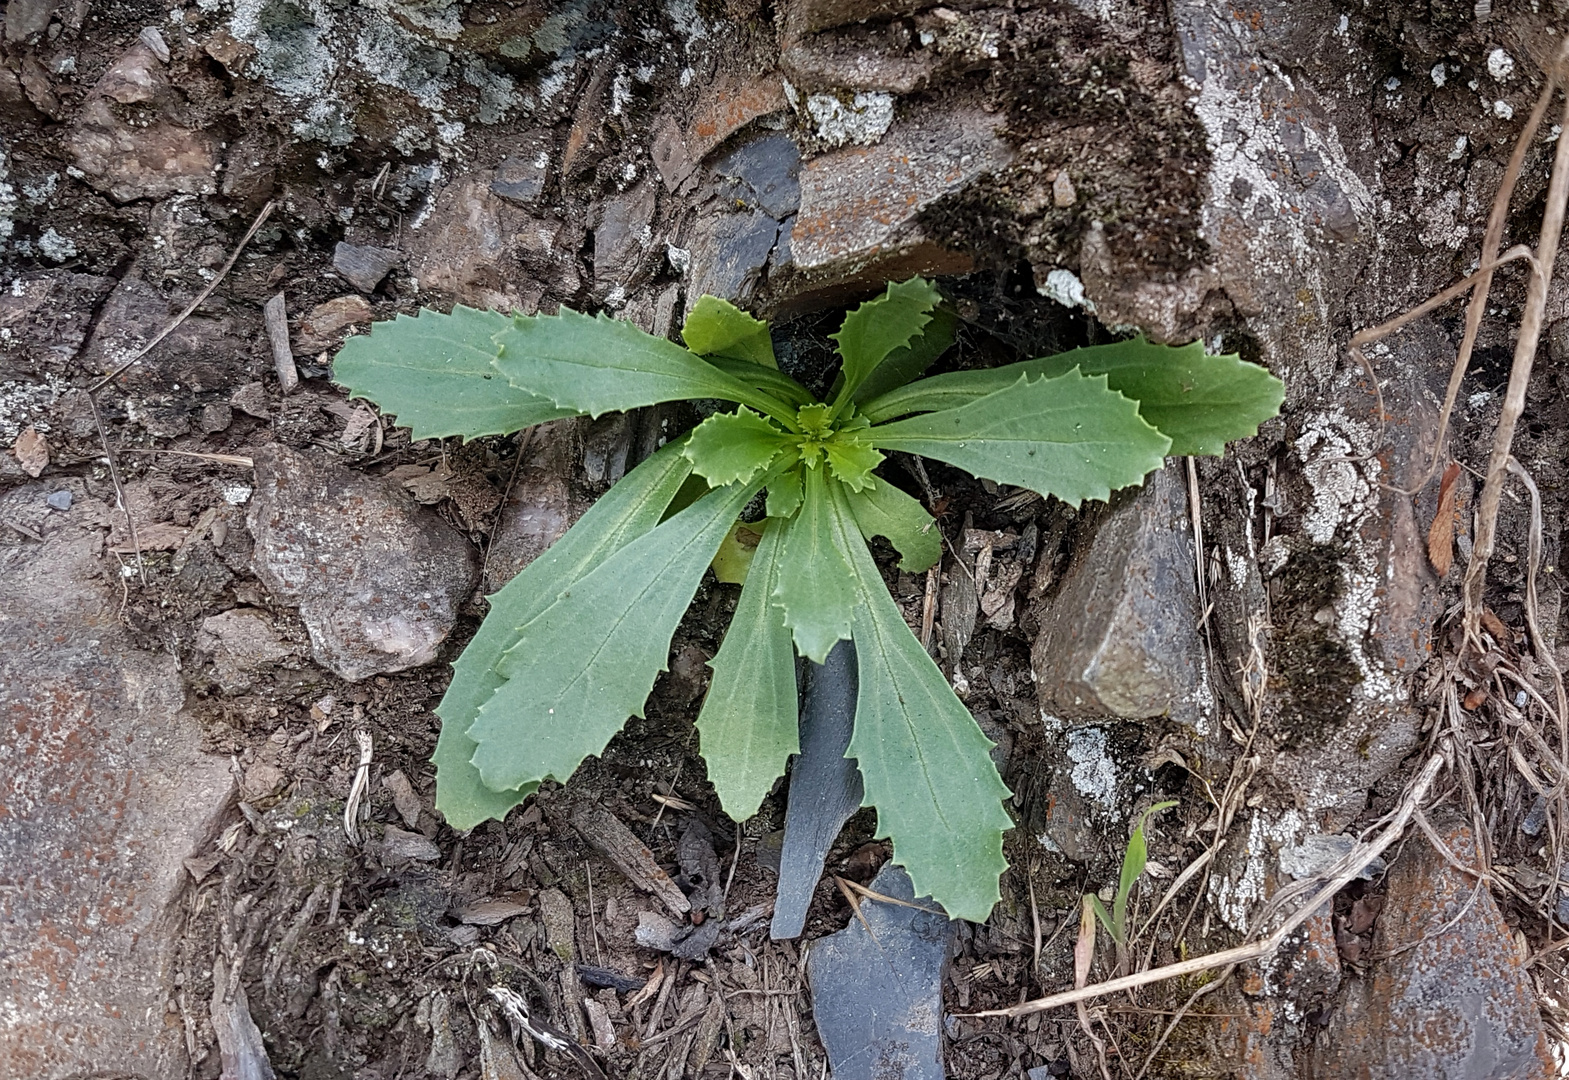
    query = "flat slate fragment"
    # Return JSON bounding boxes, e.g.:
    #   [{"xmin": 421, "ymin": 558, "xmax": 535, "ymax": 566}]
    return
[{"xmin": 806, "ymin": 863, "xmax": 954, "ymax": 1080}]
